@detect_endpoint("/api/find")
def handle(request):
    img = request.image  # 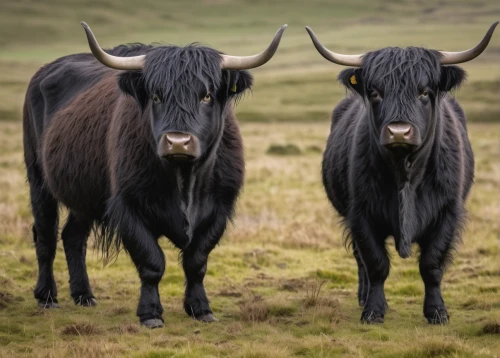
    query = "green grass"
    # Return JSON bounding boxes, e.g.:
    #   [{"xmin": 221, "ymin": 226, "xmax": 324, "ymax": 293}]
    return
[{"xmin": 0, "ymin": 0, "xmax": 500, "ymax": 357}]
